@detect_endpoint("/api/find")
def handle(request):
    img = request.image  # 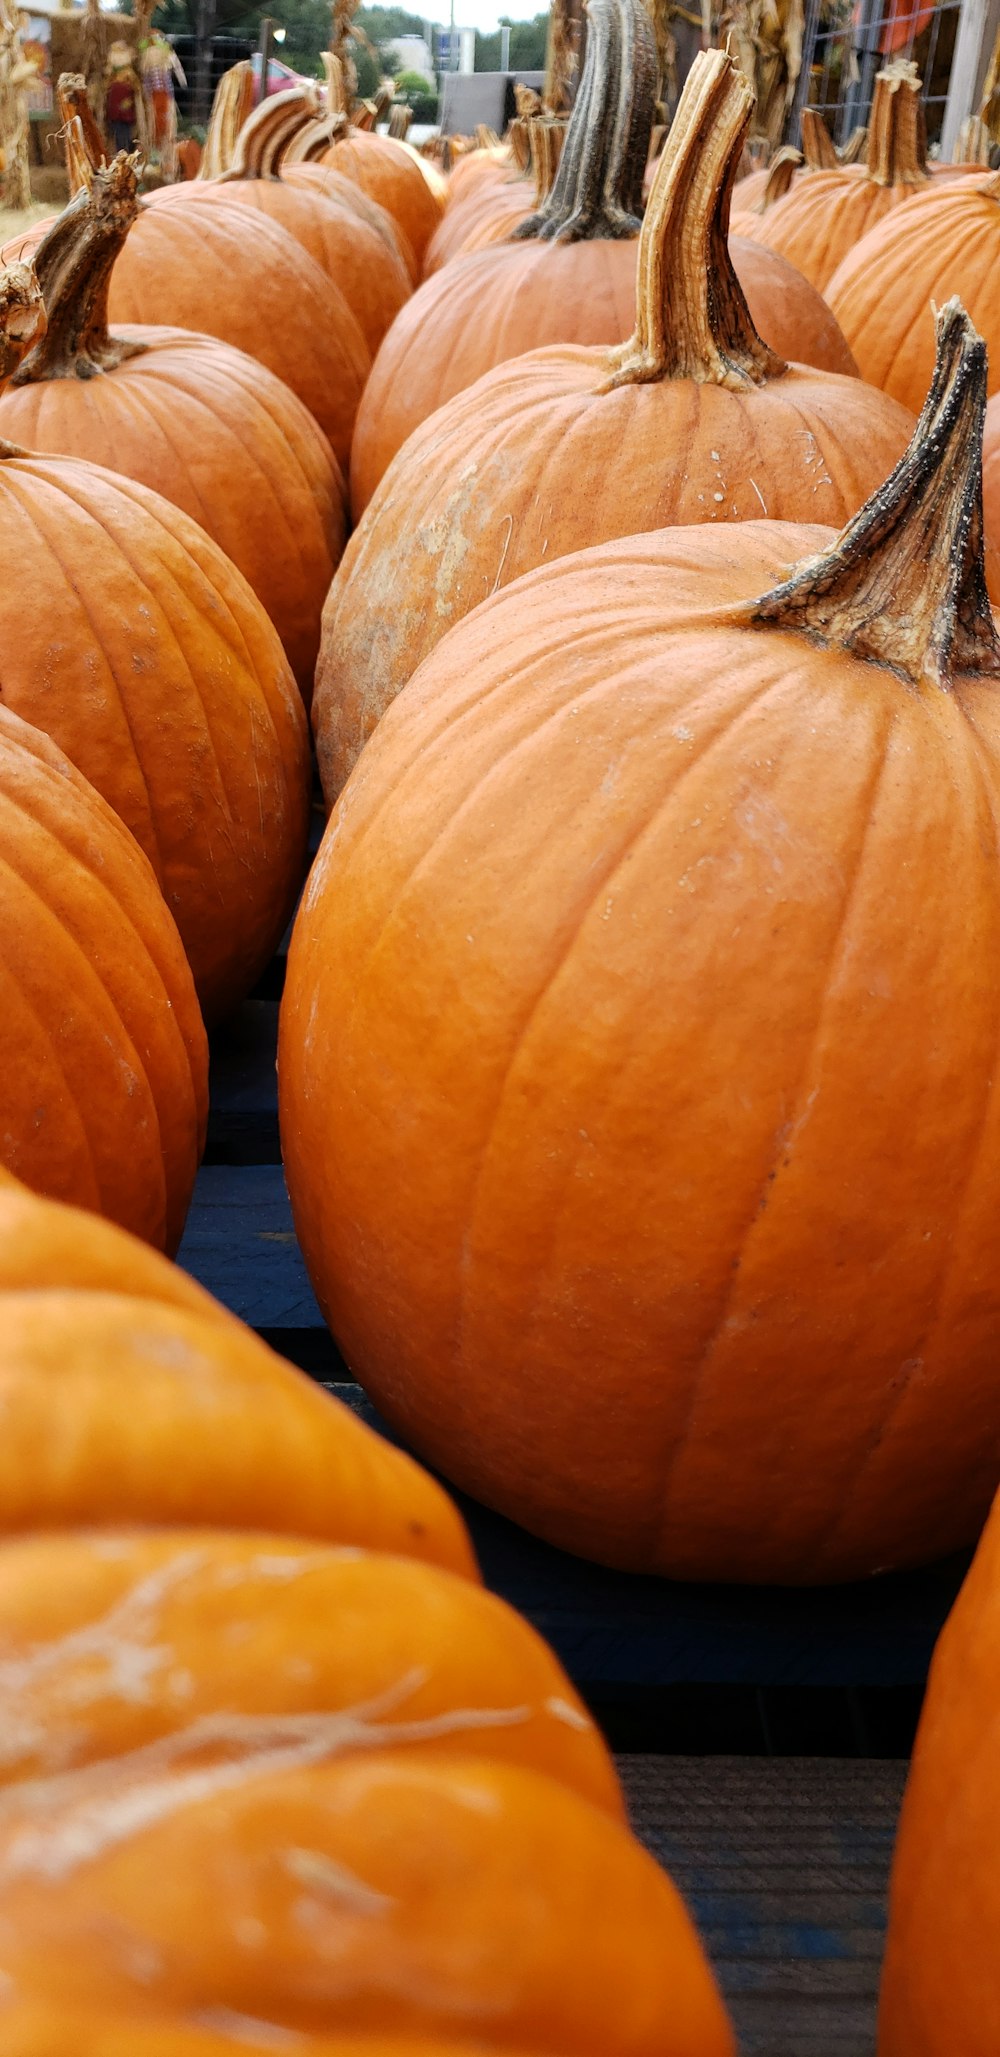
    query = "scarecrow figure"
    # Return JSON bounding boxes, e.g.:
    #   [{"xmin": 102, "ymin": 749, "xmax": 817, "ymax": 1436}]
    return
[
  {"xmin": 140, "ymin": 27, "xmax": 184, "ymax": 174},
  {"xmin": 104, "ymin": 38, "xmax": 140, "ymax": 153}
]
